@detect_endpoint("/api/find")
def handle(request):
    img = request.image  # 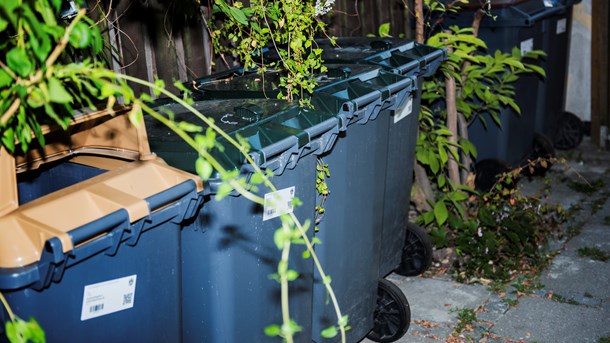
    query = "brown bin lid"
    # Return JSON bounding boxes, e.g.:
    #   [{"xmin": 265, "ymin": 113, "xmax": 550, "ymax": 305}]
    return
[
  {"xmin": 0, "ymin": 107, "xmax": 203, "ymax": 269},
  {"xmin": 0, "ymin": 158, "xmax": 202, "ymax": 269}
]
